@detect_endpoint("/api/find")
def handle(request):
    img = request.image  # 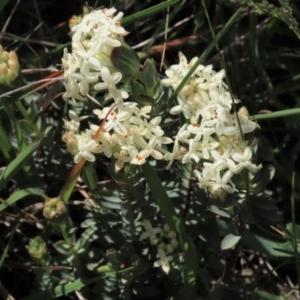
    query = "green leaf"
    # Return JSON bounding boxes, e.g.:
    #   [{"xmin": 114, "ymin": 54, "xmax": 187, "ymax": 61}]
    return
[
  {"xmin": 111, "ymin": 46, "xmax": 140, "ymax": 80},
  {"xmin": 251, "ymin": 165, "xmax": 275, "ymax": 189},
  {"xmin": 221, "ymin": 234, "xmax": 242, "ymax": 250},
  {"xmin": 0, "ymin": 188, "xmax": 46, "ymax": 212},
  {"xmin": 218, "ymin": 219, "xmax": 292, "ymax": 257},
  {"xmin": 131, "ymin": 80, "xmax": 146, "ymax": 97},
  {"xmin": 253, "ymin": 289, "xmax": 284, "ymax": 300},
  {"xmin": 1, "ymin": 98, "xmax": 26, "ymax": 151},
  {"xmin": 0, "ymin": 227, "xmax": 15, "ymax": 269},
  {"xmin": 141, "ymin": 59, "xmax": 158, "ymax": 95},
  {"xmin": 122, "ymin": 0, "xmax": 181, "ymax": 26},
  {"xmin": 0, "ymin": 123, "xmax": 13, "ymax": 159},
  {"xmin": 53, "ymin": 240, "xmax": 71, "ymax": 255},
  {"xmin": 0, "ymin": 0, "xmax": 10, "ymax": 12},
  {"xmin": 0, "ymin": 134, "xmax": 44, "ymax": 192},
  {"xmin": 207, "ymin": 204, "xmax": 232, "ymax": 218},
  {"xmin": 82, "ymin": 163, "xmax": 98, "ymax": 190}
]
